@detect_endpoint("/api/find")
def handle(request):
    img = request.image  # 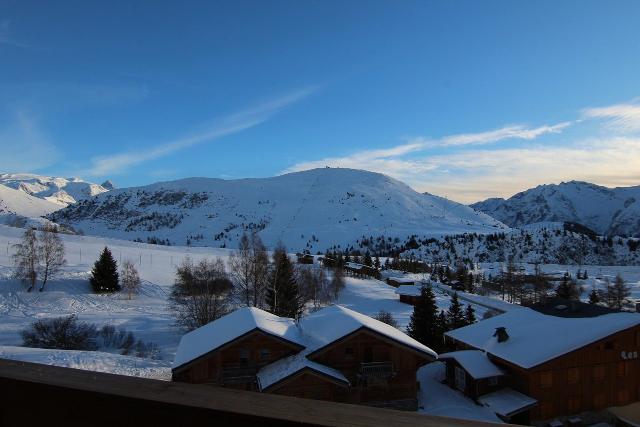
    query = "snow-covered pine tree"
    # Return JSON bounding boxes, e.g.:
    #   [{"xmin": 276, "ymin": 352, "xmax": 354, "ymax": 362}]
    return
[
  {"xmin": 90, "ymin": 247, "xmax": 120, "ymax": 293},
  {"xmin": 265, "ymin": 244, "xmax": 302, "ymax": 319},
  {"xmin": 465, "ymin": 304, "xmax": 476, "ymax": 325}
]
